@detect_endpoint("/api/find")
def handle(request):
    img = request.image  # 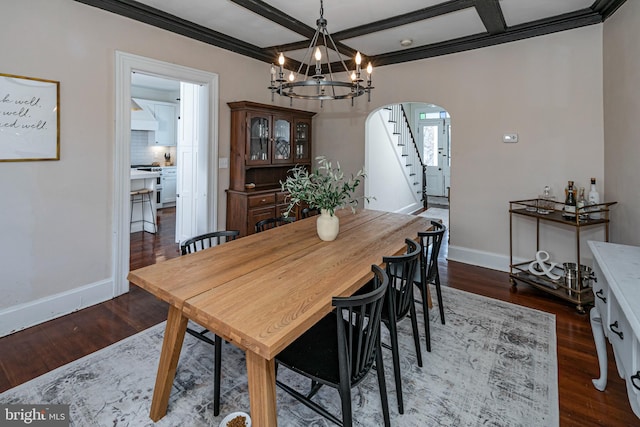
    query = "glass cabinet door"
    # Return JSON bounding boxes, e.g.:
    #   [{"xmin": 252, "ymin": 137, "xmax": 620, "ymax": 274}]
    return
[
  {"xmin": 294, "ymin": 119, "xmax": 311, "ymax": 162},
  {"xmin": 248, "ymin": 114, "xmax": 270, "ymax": 164},
  {"xmin": 272, "ymin": 116, "xmax": 292, "ymax": 164}
]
